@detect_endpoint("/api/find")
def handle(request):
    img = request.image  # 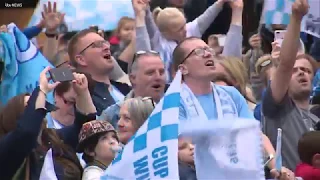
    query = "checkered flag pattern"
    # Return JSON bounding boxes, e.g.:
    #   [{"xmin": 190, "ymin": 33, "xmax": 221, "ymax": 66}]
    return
[
  {"xmin": 28, "ymin": 0, "xmax": 134, "ymax": 31},
  {"xmin": 263, "ymin": 0, "xmax": 295, "ymax": 25},
  {"xmin": 101, "ymin": 71, "xmax": 182, "ymax": 180}
]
